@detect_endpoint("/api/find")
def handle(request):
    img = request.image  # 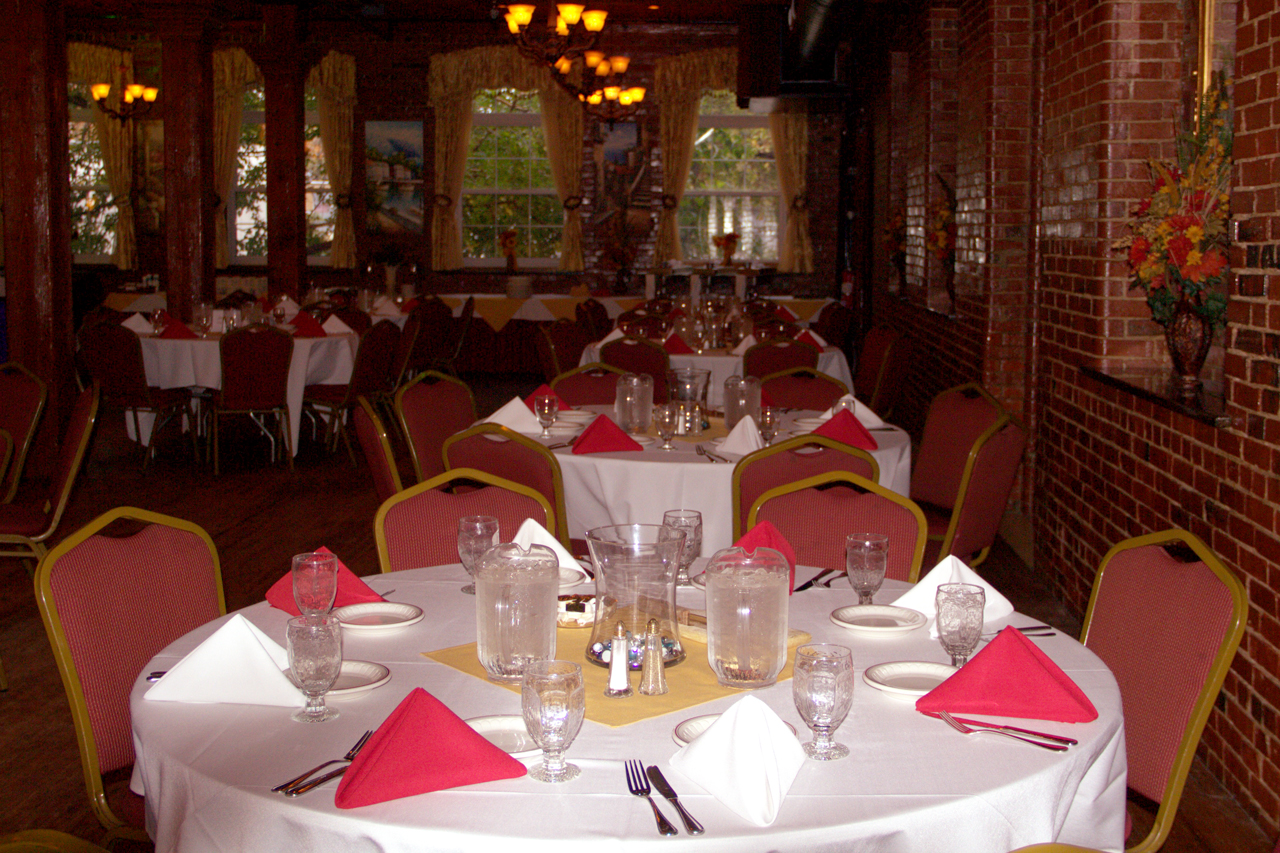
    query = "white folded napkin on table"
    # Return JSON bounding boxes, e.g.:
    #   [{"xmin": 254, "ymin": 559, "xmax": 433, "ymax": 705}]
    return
[
  {"xmin": 891, "ymin": 555, "xmax": 1014, "ymax": 637},
  {"xmin": 670, "ymin": 695, "xmax": 805, "ymax": 826},
  {"xmin": 820, "ymin": 394, "xmax": 886, "ymax": 429},
  {"xmin": 144, "ymin": 614, "xmax": 303, "ymax": 707},
  {"xmin": 121, "ymin": 313, "xmax": 154, "ymax": 335},
  {"xmin": 511, "ymin": 518, "xmax": 590, "ymax": 585},
  {"xmin": 322, "ymin": 314, "xmax": 354, "ymax": 335},
  {"xmin": 730, "ymin": 334, "xmax": 758, "ymax": 357},
  {"xmin": 483, "ymin": 396, "xmax": 546, "ymax": 434},
  {"xmin": 275, "ymin": 295, "xmax": 301, "ymax": 321},
  {"xmin": 372, "ymin": 294, "xmax": 403, "ymax": 317},
  {"xmin": 597, "ymin": 327, "xmax": 626, "ymax": 346},
  {"xmin": 719, "ymin": 415, "xmax": 764, "ymax": 456}
]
